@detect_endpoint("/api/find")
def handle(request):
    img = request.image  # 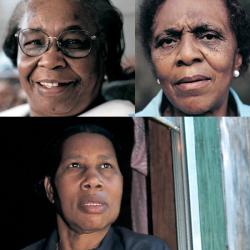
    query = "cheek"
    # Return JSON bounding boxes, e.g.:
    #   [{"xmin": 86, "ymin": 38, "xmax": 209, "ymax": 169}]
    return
[
  {"xmin": 17, "ymin": 53, "xmax": 37, "ymax": 83},
  {"xmin": 108, "ymin": 176, "xmax": 123, "ymax": 207},
  {"xmin": 151, "ymin": 53, "xmax": 172, "ymax": 79},
  {"xmin": 55, "ymin": 177, "xmax": 76, "ymax": 208},
  {"xmin": 208, "ymin": 54, "xmax": 233, "ymax": 74},
  {"xmin": 71, "ymin": 57, "xmax": 103, "ymax": 89},
  {"xmin": 75, "ymin": 49, "xmax": 104, "ymax": 79},
  {"xmin": 205, "ymin": 42, "xmax": 237, "ymax": 75}
]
